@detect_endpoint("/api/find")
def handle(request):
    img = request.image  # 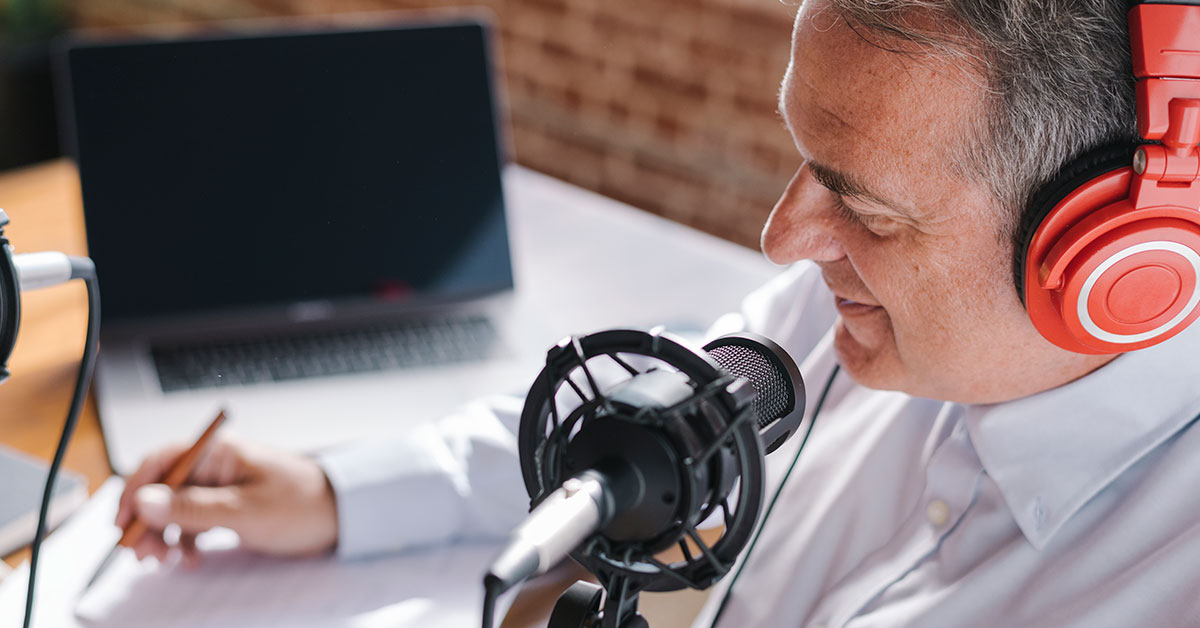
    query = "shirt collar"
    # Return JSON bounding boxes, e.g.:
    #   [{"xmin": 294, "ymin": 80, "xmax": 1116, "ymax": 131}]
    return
[{"xmin": 963, "ymin": 323, "xmax": 1200, "ymax": 550}]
